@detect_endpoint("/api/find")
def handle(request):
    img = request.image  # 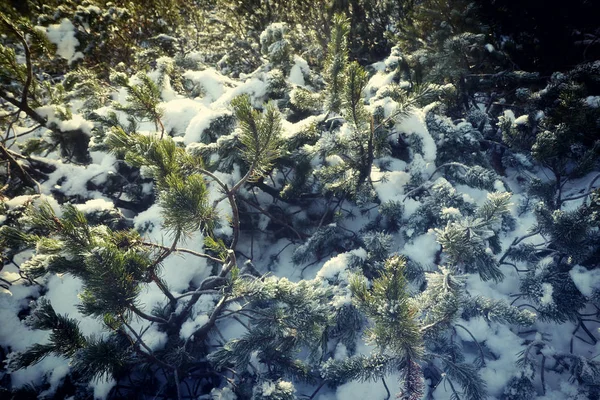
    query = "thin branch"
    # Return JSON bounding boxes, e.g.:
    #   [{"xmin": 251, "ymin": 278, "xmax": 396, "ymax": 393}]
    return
[
  {"xmin": 185, "ymin": 292, "xmax": 230, "ymax": 347},
  {"xmin": 403, "ymin": 162, "xmax": 469, "ymax": 201},
  {"xmin": 498, "ymin": 229, "xmax": 542, "ymax": 264},
  {"xmin": 198, "ymin": 167, "xmax": 240, "ymax": 249},
  {"xmin": 561, "ymin": 173, "xmax": 600, "ymax": 204},
  {"xmin": 141, "ymin": 241, "xmax": 223, "ymax": 263},
  {"xmin": 578, "ymin": 318, "xmax": 598, "ymax": 345},
  {"xmin": 5, "ymin": 124, "xmax": 42, "ymax": 144},
  {"xmin": 455, "ymin": 323, "xmax": 486, "ymax": 367},
  {"xmin": 540, "ymin": 355, "xmax": 546, "ymax": 395},
  {"xmin": 130, "ymin": 304, "xmax": 168, "ymax": 324},
  {"xmin": 238, "ymin": 196, "xmax": 304, "ymax": 241},
  {"xmin": 308, "ymin": 381, "xmax": 326, "ymax": 399},
  {"xmin": 382, "ymin": 377, "xmax": 391, "ymax": 400},
  {"xmin": 0, "ymin": 144, "xmax": 41, "ymax": 193}
]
